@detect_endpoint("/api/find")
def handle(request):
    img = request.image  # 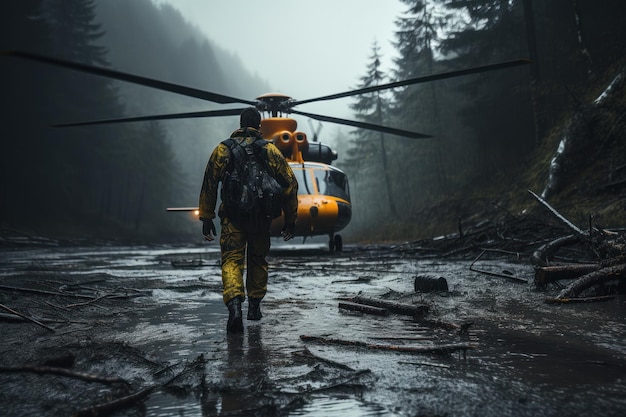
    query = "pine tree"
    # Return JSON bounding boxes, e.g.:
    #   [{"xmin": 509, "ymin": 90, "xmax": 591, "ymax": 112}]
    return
[
  {"xmin": 439, "ymin": 0, "xmax": 534, "ymax": 175},
  {"xmin": 2, "ymin": 0, "xmax": 183, "ymax": 238},
  {"xmin": 344, "ymin": 42, "xmax": 397, "ymax": 223},
  {"xmin": 0, "ymin": 1, "xmax": 52, "ymax": 225},
  {"xmin": 391, "ymin": 0, "xmax": 448, "ymax": 200},
  {"xmin": 34, "ymin": 0, "xmax": 125, "ymax": 225}
]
